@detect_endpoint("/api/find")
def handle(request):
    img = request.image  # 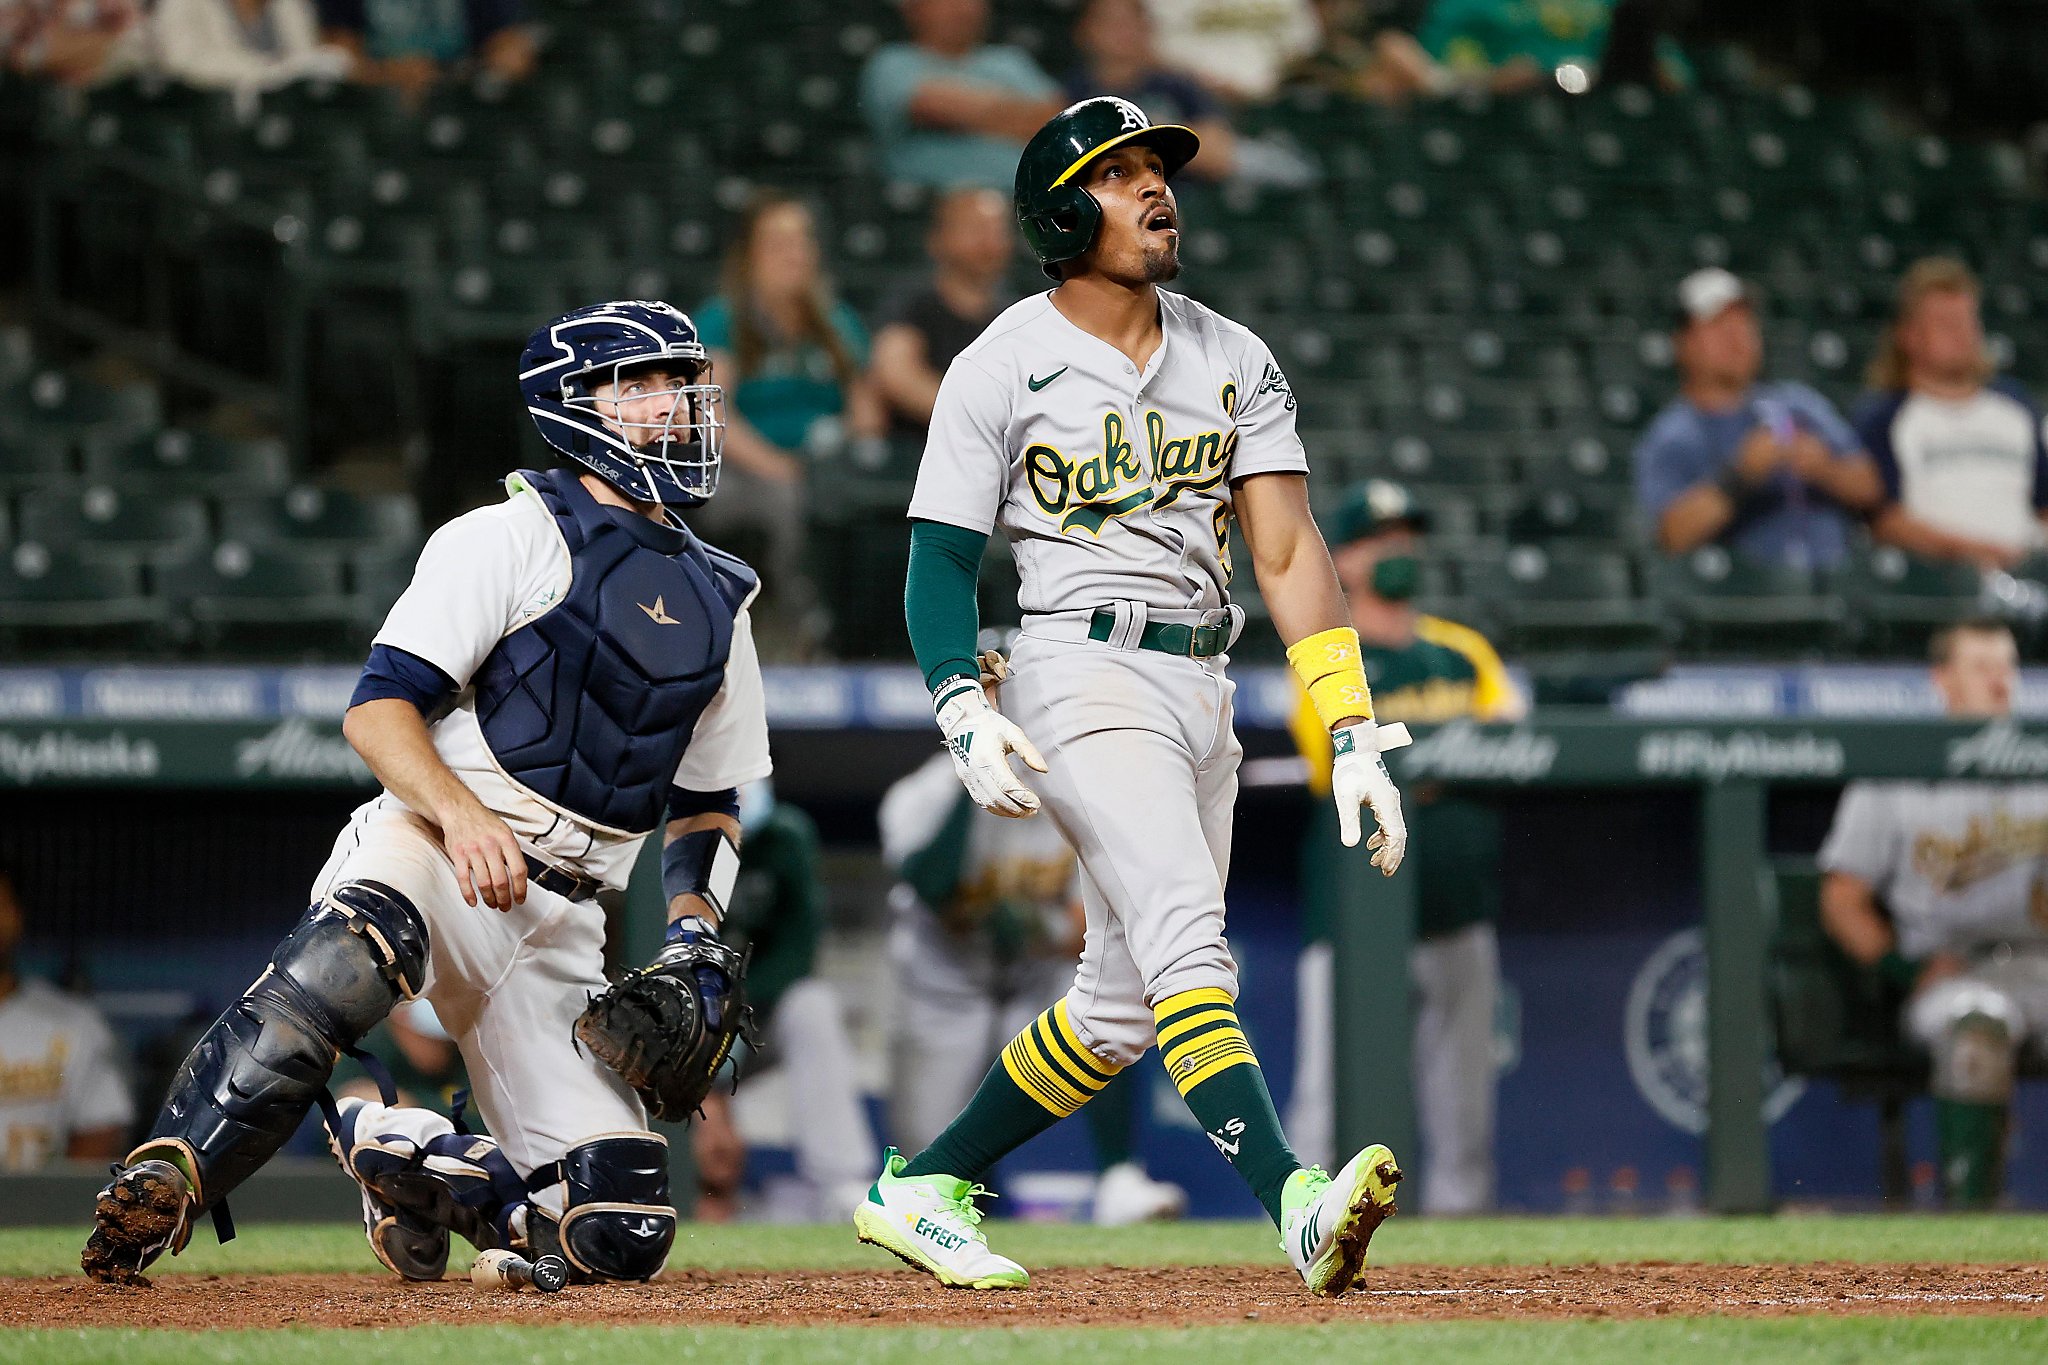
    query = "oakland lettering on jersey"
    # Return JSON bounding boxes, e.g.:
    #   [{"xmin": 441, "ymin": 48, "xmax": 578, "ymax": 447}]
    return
[{"xmin": 1024, "ymin": 407, "xmax": 1237, "ymax": 536}]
